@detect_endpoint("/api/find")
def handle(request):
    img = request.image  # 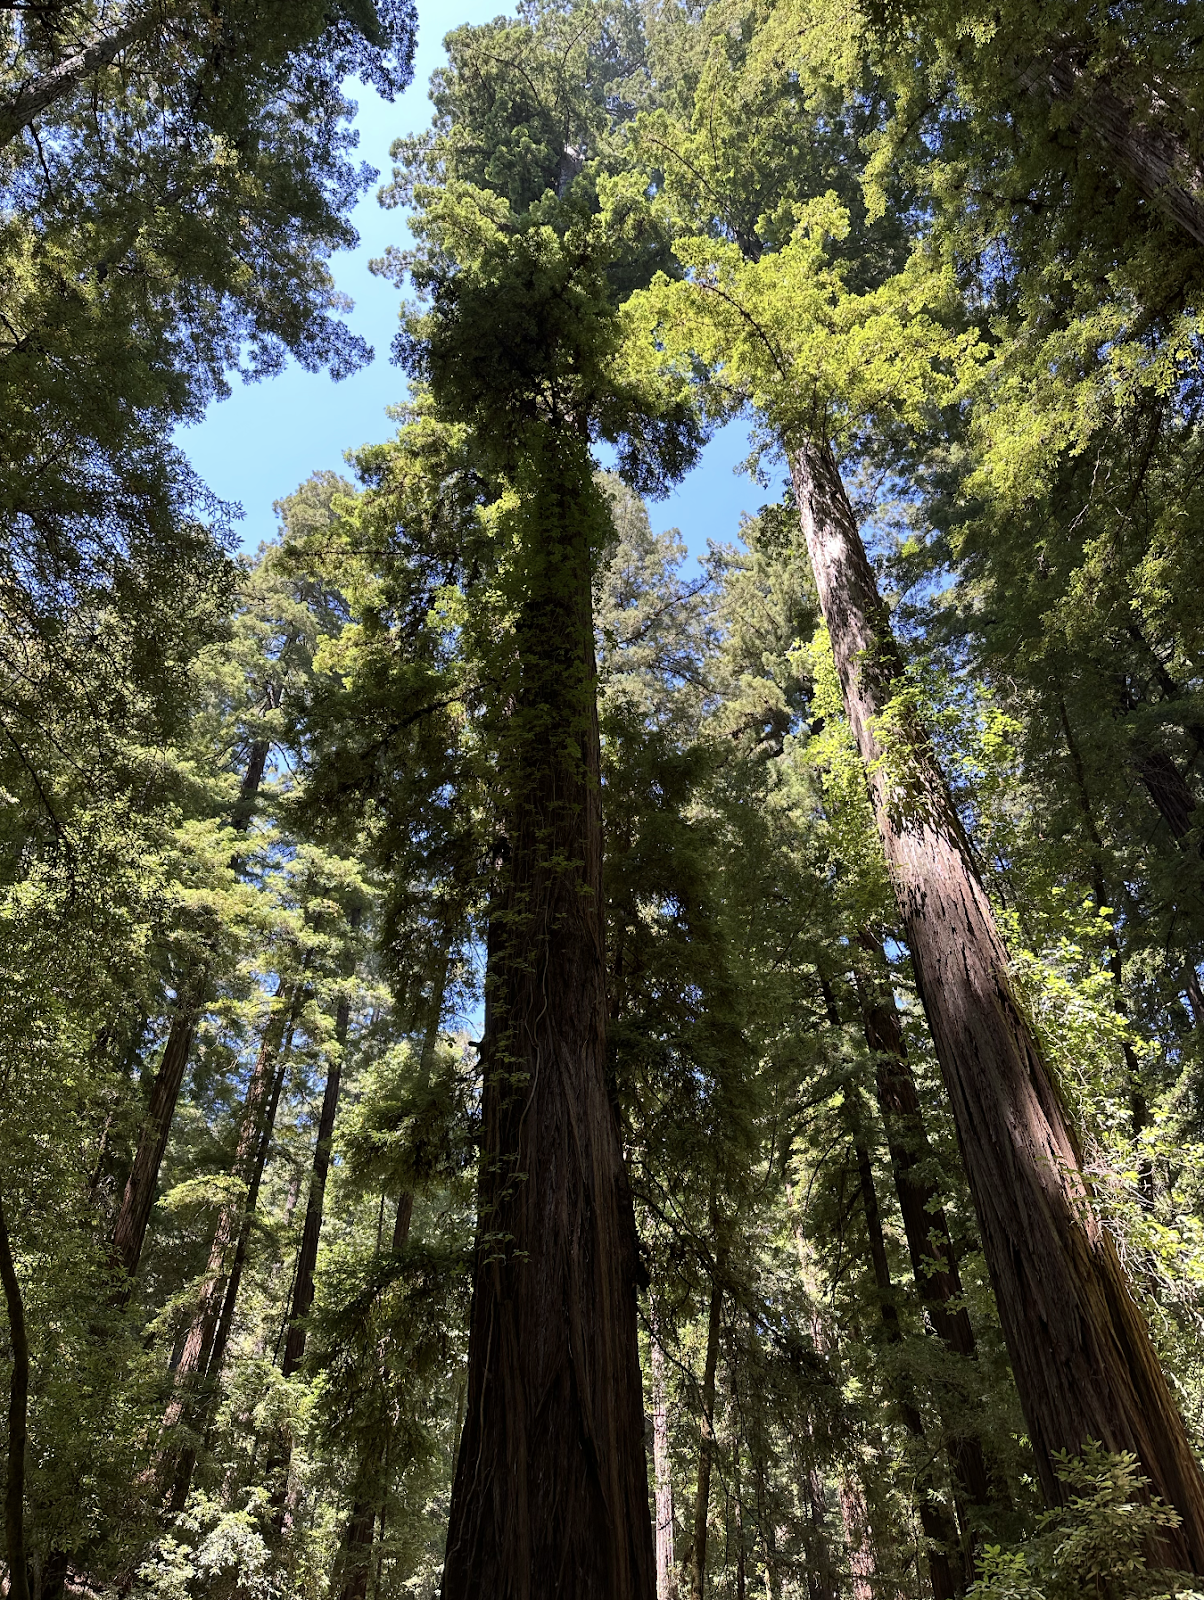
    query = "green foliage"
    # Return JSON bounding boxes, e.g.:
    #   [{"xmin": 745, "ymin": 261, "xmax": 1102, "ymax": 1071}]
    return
[{"xmin": 969, "ymin": 1445, "xmax": 1199, "ymax": 1600}]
